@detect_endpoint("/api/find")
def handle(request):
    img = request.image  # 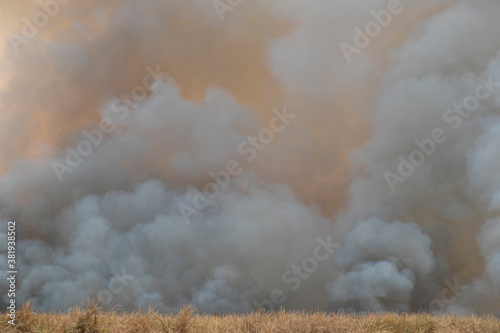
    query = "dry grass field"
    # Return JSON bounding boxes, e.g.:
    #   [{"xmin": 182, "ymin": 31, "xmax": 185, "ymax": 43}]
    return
[{"xmin": 2, "ymin": 303, "xmax": 500, "ymax": 333}]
